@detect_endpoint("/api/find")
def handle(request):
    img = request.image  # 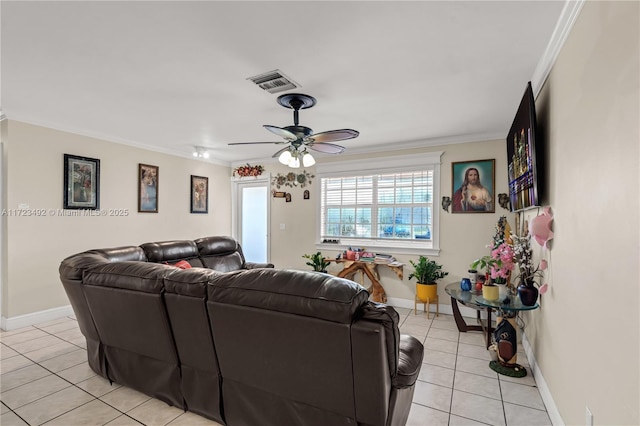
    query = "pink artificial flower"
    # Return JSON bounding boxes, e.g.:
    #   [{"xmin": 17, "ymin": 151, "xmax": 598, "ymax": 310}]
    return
[
  {"xmin": 539, "ymin": 259, "xmax": 548, "ymax": 271},
  {"xmin": 539, "ymin": 283, "xmax": 549, "ymax": 294}
]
